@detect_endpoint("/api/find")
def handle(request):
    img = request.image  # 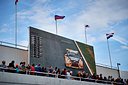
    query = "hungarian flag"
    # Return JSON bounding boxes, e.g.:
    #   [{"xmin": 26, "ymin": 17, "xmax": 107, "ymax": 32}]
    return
[
  {"xmin": 106, "ymin": 33, "xmax": 114, "ymax": 39},
  {"xmin": 55, "ymin": 15, "xmax": 65, "ymax": 20},
  {"xmin": 15, "ymin": 0, "xmax": 18, "ymax": 5}
]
